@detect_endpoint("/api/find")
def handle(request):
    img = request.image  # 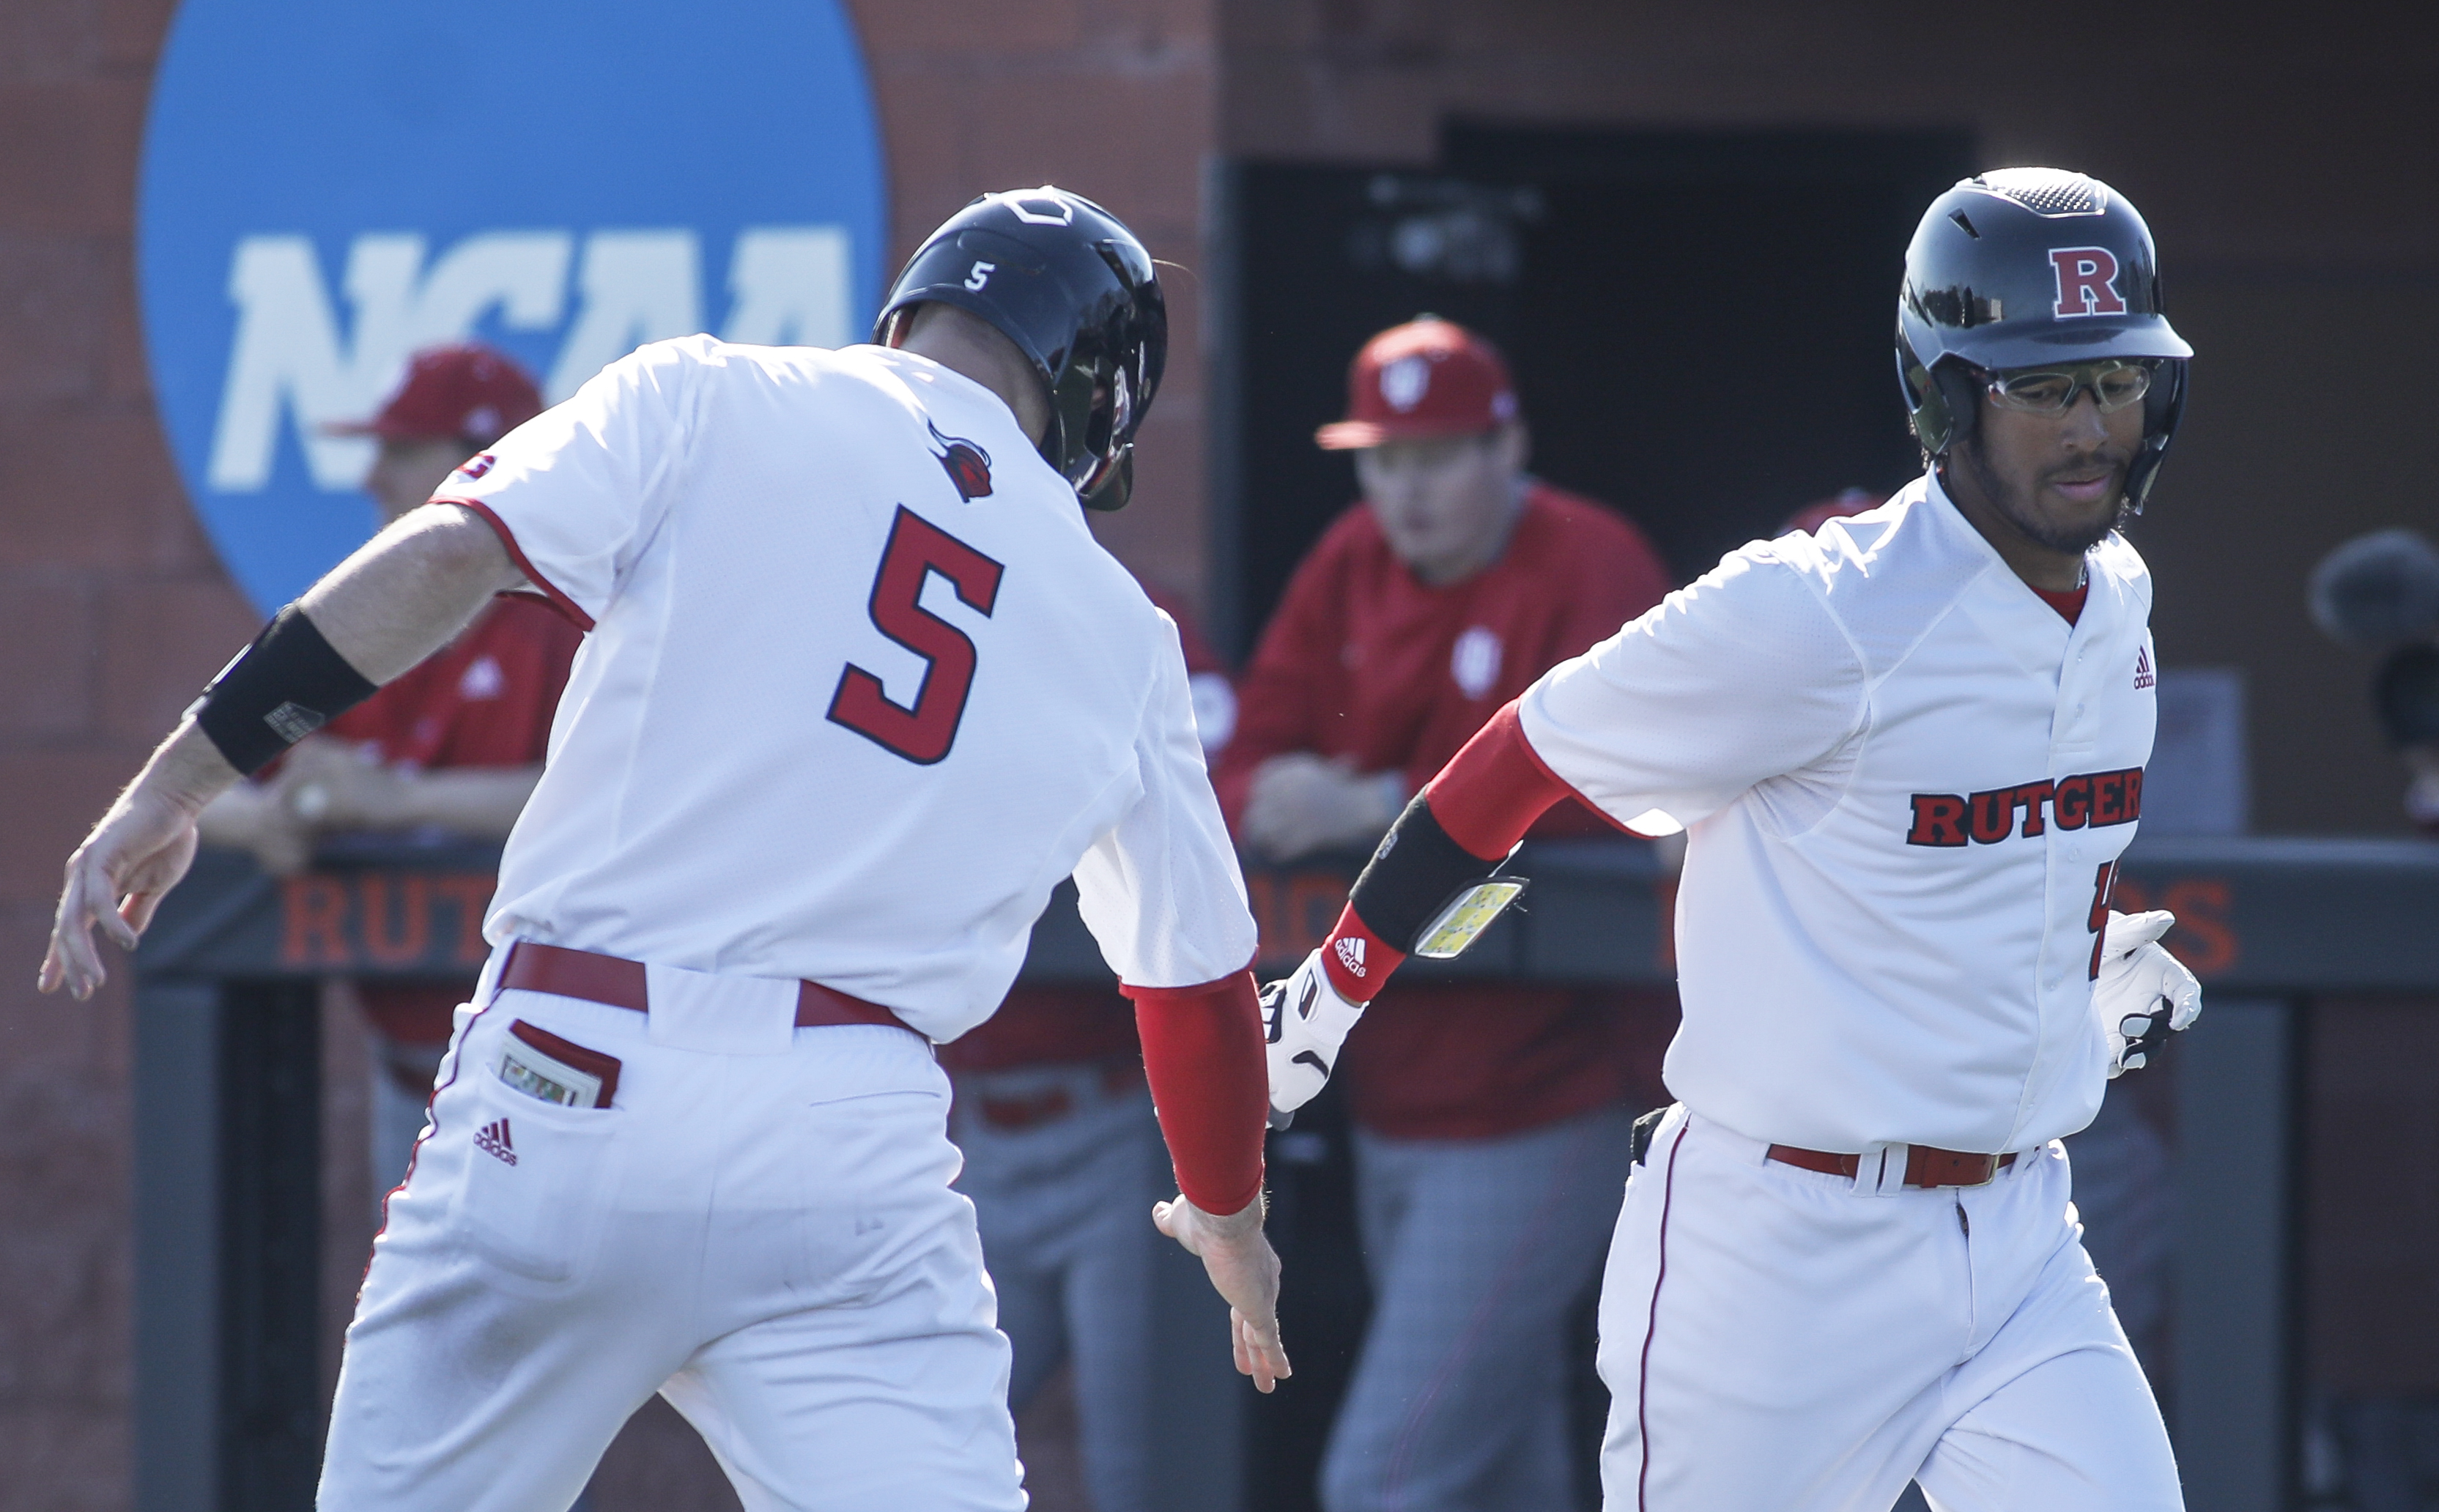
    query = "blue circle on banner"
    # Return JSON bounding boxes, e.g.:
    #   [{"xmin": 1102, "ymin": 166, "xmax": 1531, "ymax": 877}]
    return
[{"xmin": 139, "ymin": 0, "xmax": 889, "ymax": 616}]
